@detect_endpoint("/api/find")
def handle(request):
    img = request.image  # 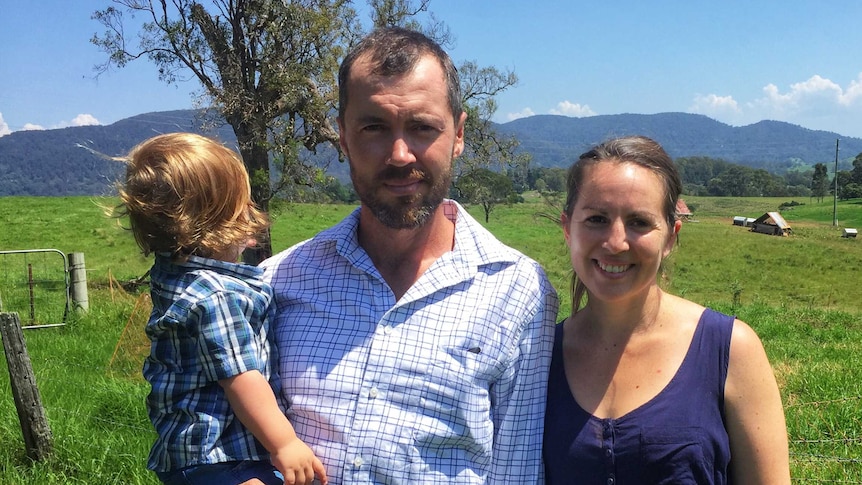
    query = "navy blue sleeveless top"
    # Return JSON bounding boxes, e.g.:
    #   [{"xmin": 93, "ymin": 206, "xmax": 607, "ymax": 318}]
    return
[{"xmin": 543, "ymin": 308, "xmax": 733, "ymax": 485}]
